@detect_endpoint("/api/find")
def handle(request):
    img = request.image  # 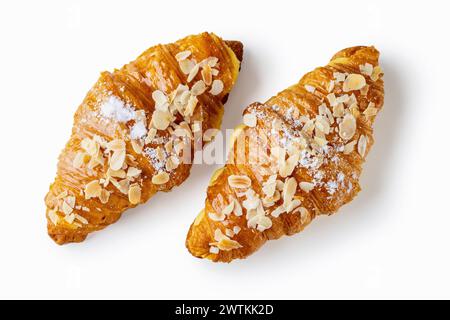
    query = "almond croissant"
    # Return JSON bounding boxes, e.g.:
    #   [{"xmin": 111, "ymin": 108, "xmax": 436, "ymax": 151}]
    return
[
  {"xmin": 45, "ymin": 32, "xmax": 243, "ymax": 244},
  {"xmin": 186, "ymin": 46, "xmax": 384, "ymax": 262}
]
